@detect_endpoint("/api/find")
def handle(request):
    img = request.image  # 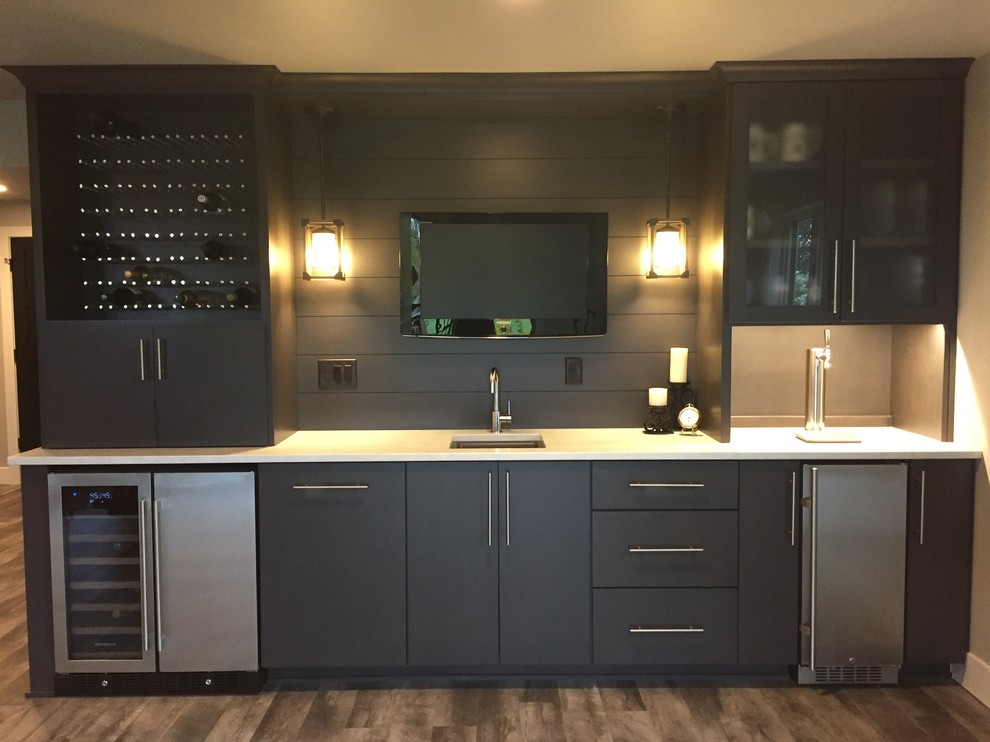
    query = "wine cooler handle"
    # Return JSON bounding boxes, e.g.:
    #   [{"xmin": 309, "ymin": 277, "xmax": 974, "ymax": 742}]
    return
[
  {"xmin": 155, "ymin": 338, "xmax": 167, "ymax": 381},
  {"xmin": 138, "ymin": 500, "xmax": 151, "ymax": 653},
  {"xmin": 153, "ymin": 499, "xmax": 163, "ymax": 653}
]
